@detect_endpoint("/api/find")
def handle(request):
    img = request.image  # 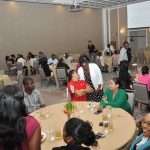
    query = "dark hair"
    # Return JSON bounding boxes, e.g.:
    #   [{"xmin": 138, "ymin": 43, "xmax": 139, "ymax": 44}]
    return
[
  {"xmin": 123, "ymin": 41, "xmax": 129, "ymax": 45},
  {"xmin": 0, "ymin": 85, "xmax": 27, "ymax": 150},
  {"xmin": 23, "ymin": 77, "xmax": 33, "ymax": 85},
  {"xmin": 141, "ymin": 66, "xmax": 149, "ymax": 75},
  {"xmin": 88, "ymin": 40, "xmax": 92, "ymax": 43},
  {"xmin": 114, "ymin": 50, "xmax": 118, "ymax": 55},
  {"xmin": 112, "ymin": 77, "xmax": 123, "ymax": 89},
  {"xmin": 11, "ymin": 54, "xmax": 15, "ymax": 58},
  {"xmin": 79, "ymin": 54, "xmax": 90, "ymax": 62},
  {"xmin": 65, "ymin": 118, "xmax": 97, "ymax": 147},
  {"xmin": 59, "ymin": 58, "xmax": 64, "ymax": 62},
  {"xmin": 5, "ymin": 56, "xmax": 10, "ymax": 62},
  {"xmin": 79, "ymin": 56, "xmax": 89, "ymax": 66},
  {"xmin": 68, "ymin": 70, "xmax": 75, "ymax": 82}
]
